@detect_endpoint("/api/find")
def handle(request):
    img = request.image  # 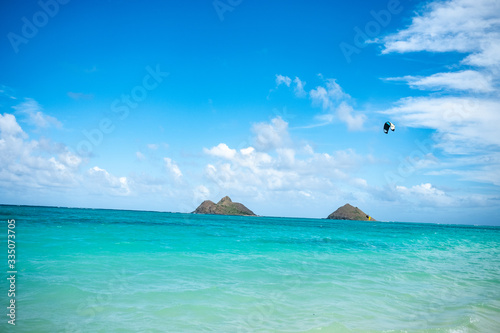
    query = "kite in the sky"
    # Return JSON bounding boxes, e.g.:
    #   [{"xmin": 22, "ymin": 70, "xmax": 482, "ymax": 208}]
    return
[{"xmin": 383, "ymin": 121, "xmax": 395, "ymax": 134}]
